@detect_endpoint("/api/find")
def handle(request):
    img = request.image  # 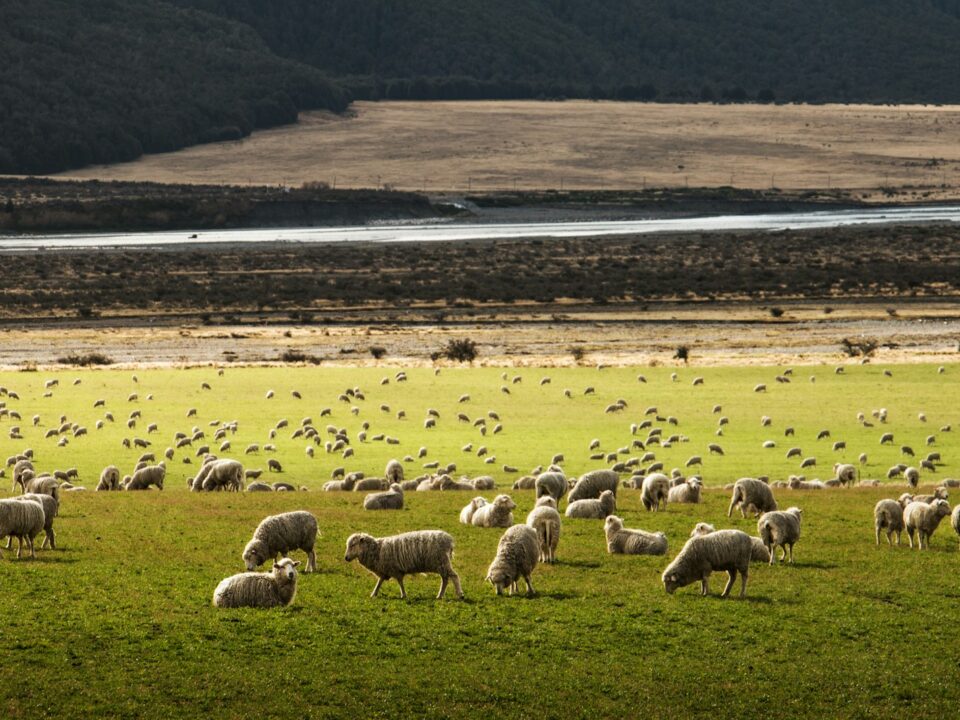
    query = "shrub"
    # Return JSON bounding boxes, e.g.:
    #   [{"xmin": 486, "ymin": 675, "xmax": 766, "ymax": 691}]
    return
[
  {"xmin": 57, "ymin": 352, "xmax": 114, "ymax": 366},
  {"xmin": 369, "ymin": 346, "xmax": 387, "ymax": 359},
  {"xmin": 279, "ymin": 349, "xmax": 321, "ymax": 365},
  {"xmin": 674, "ymin": 345, "xmax": 690, "ymax": 362},
  {"xmin": 769, "ymin": 307, "xmax": 785, "ymax": 318},
  {"xmin": 569, "ymin": 346, "xmax": 585, "ymax": 363},
  {"xmin": 441, "ymin": 338, "xmax": 478, "ymax": 363},
  {"xmin": 840, "ymin": 338, "xmax": 878, "ymax": 357}
]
